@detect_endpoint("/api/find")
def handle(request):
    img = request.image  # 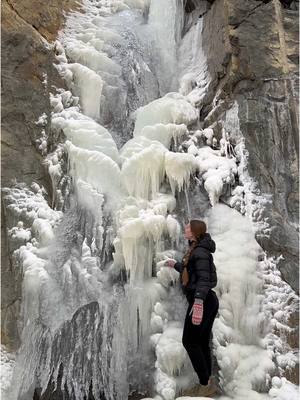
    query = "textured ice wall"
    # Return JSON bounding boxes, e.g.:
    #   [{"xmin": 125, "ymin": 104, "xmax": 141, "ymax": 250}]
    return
[{"xmin": 6, "ymin": 1, "xmax": 299, "ymax": 400}]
